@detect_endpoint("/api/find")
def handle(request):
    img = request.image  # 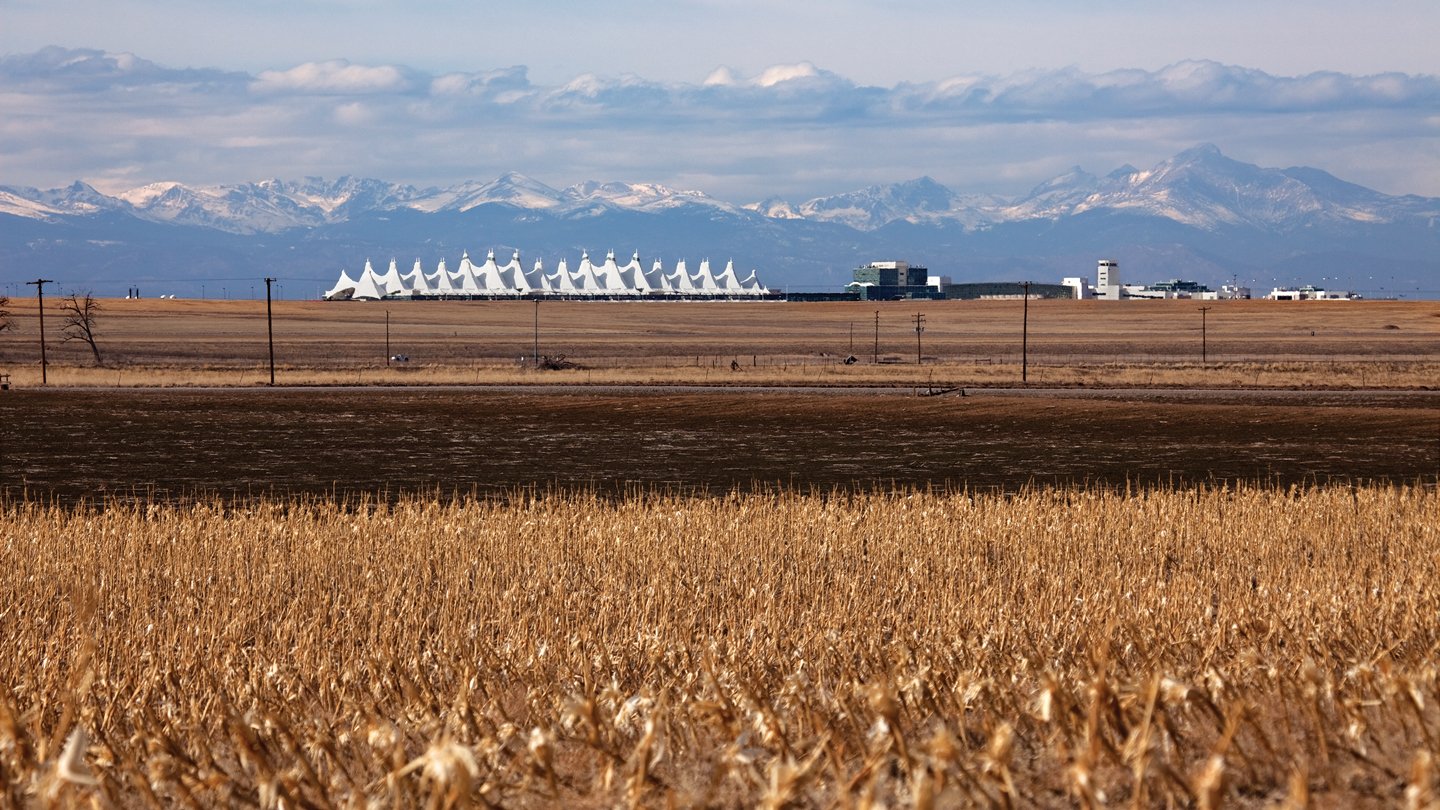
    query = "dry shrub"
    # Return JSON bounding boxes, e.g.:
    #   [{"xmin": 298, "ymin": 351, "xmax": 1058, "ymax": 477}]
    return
[{"xmin": 1, "ymin": 484, "xmax": 1437, "ymax": 806}]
